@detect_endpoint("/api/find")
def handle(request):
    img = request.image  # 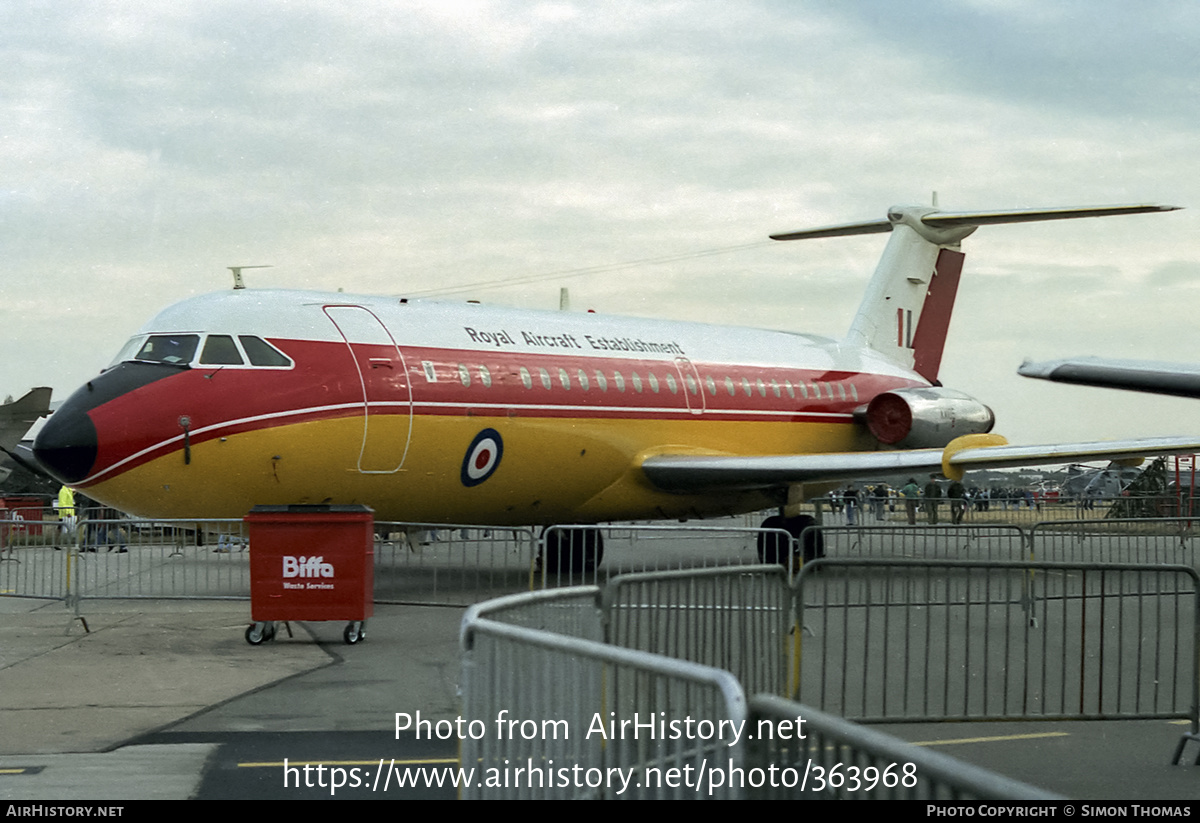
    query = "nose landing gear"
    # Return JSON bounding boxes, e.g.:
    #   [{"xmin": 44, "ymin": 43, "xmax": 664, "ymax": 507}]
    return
[
  {"xmin": 756, "ymin": 514, "xmax": 823, "ymax": 566},
  {"xmin": 538, "ymin": 527, "xmax": 604, "ymax": 576}
]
